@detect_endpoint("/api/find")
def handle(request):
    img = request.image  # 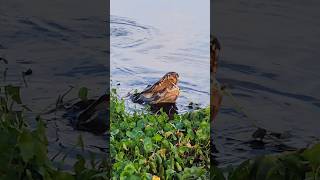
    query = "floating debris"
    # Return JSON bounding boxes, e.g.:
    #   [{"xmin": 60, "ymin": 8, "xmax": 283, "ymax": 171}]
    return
[
  {"xmin": 252, "ymin": 128, "xmax": 267, "ymax": 141},
  {"xmin": 22, "ymin": 68, "xmax": 33, "ymax": 76},
  {"xmin": 0, "ymin": 57, "xmax": 8, "ymax": 64}
]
